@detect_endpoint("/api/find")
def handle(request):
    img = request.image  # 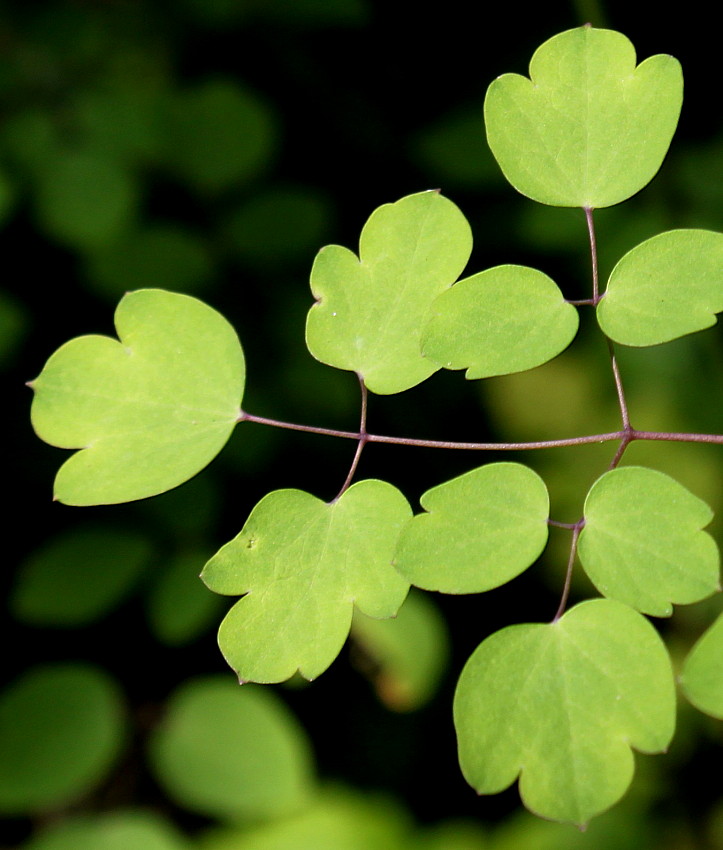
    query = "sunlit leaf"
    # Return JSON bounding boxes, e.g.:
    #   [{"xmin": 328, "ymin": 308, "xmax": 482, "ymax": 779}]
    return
[
  {"xmin": 11, "ymin": 526, "xmax": 152, "ymax": 626},
  {"xmin": 679, "ymin": 611, "xmax": 723, "ymax": 719},
  {"xmin": 30, "ymin": 289, "xmax": 245, "ymax": 505},
  {"xmin": 202, "ymin": 480, "xmax": 411, "ymax": 682},
  {"xmin": 577, "ymin": 466, "xmax": 719, "ymax": 616},
  {"xmin": 305, "ymin": 191, "xmax": 472, "ymax": 394},
  {"xmin": 351, "ymin": 589, "xmax": 449, "ymax": 711},
  {"xmin": 422, "ymin": 265, "xmax": 578, "ymax": 379},
  {"xmin": 149, "ymin": 676, "xmax": 314, "ymax": 821},
  {"xmin": 596, "ymin": 230, "xmax": 723, "ymax": 346},
  {"xmin": 0, "ymin": 664, "xmax": 125, "ymax": 815},
  {"xmin": 485, "ymin": 26, "xmax": 682, "ymax": 207},
  {"xmin": 394, "ymin": 463, "xmax": 549, "ymax": 594},
  {"xmin": 454, "ymin": 599, "xmax": 675, "ymax": 825}
]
